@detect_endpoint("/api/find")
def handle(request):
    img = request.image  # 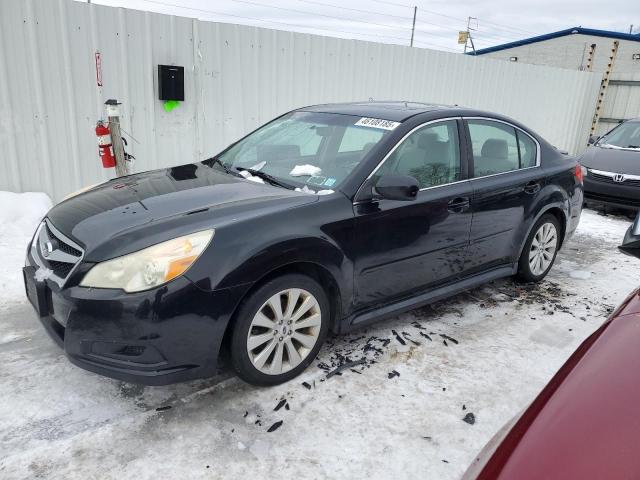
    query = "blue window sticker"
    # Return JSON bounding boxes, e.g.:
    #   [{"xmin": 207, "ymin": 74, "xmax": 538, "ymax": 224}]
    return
[{"xmin": 324, "ymin": 178, "xmax": 337, "ymax": 187}]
